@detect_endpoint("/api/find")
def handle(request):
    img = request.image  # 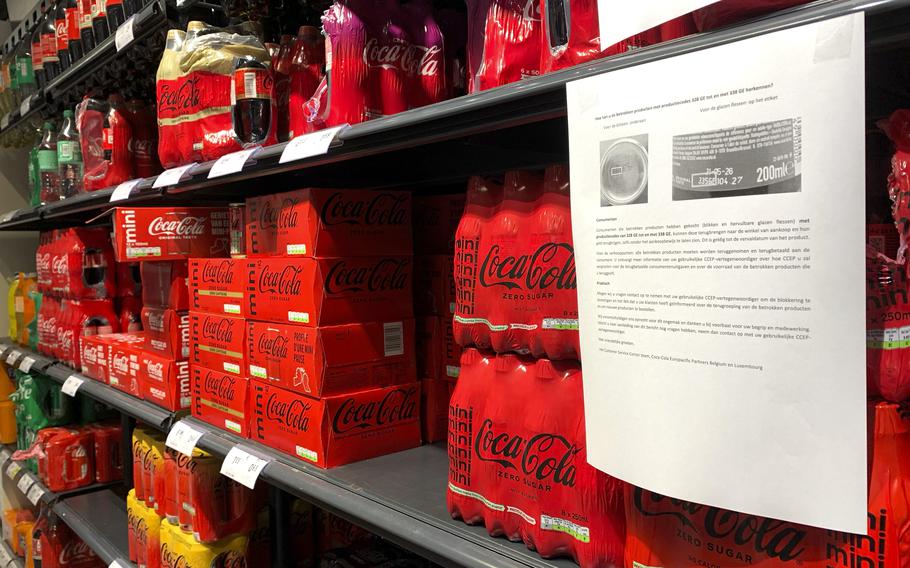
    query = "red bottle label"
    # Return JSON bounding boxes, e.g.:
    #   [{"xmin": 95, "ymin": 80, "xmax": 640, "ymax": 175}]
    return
[
  {"xmin": 31, "ymin": 40, "xmax": 43, "ymax": 70},
  {"xmin": 55, "ymin": 17, "xmax": 69, "ymax": 51},
  {"xmin": 42, "ymin": 32, "xmax": 59, "ymax": 63},
  {"xmin": 65, "ymin": 7, "xmax": 80, "ymax": 40},
  {"xmin": 232, "ymin": 68, "xmax": 272, "ymax": 101},
  {"xmin": 102, "ymin": 127, "xmax": 113, "ymax": 150},
  {"xmin": 78, "ymin": 0, "xmax": 93, "ymax": 28},
  {"xmin": 91, "ymin": 0, "xmax": 104, "ymax": 19}
]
